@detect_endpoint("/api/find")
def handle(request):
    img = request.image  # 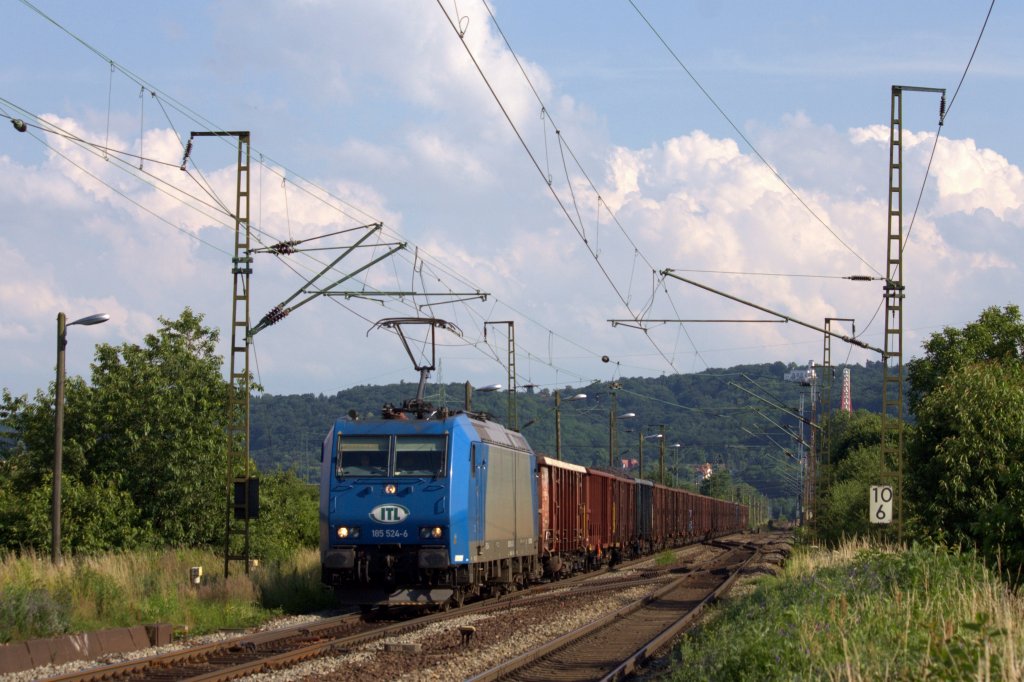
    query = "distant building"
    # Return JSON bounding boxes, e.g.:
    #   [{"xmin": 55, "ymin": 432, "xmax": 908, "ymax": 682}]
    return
[
  {"xmin": 784, "ymin": 361, "xmax": 817, "ymax": 386},
  {"xmin": 696, "ymin": 462, "xmax": 713, "ymax": 485},
  {"xmin": 621, "ymin": 458, "xmax": 639, "ymax": 470}
]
